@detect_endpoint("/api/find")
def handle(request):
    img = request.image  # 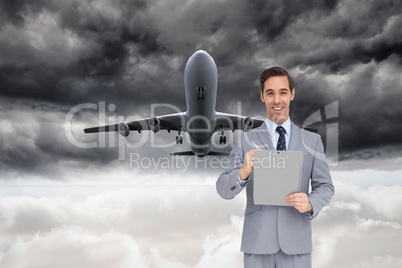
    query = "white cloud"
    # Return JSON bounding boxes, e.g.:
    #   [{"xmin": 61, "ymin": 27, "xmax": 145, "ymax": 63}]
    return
[
  {"xmin": 356, "ymin": 218, "xmax": 401, "ymax": 231},
  {"xmin": 1, "ymin": 177, "xmax": 402, "ymax": 268},
  {"xmin": 0, "ymin": 185, "xmax": 245, "ymax": 267},
  {"xmin": 0, "ymin": 225, "xmax": 147, "ymax": 268},
  {"xmin": 359, "ymin": 255, "xmax": 402, "ymax": 268},
  {"xmin": 312, "ymin": 181, "xmax": 402, "ymax": 268},
  {"xmin": 195, "ymin": 215, "xmax": 243, "ymax": 268}
]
